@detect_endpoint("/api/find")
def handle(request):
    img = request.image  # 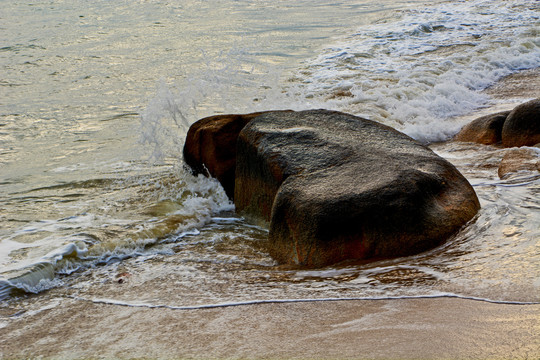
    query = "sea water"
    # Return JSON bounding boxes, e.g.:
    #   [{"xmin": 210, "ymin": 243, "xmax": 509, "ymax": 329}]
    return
[{"xmin": 1, "ymin": 0, "xmax": 539, "ymax": 313}]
